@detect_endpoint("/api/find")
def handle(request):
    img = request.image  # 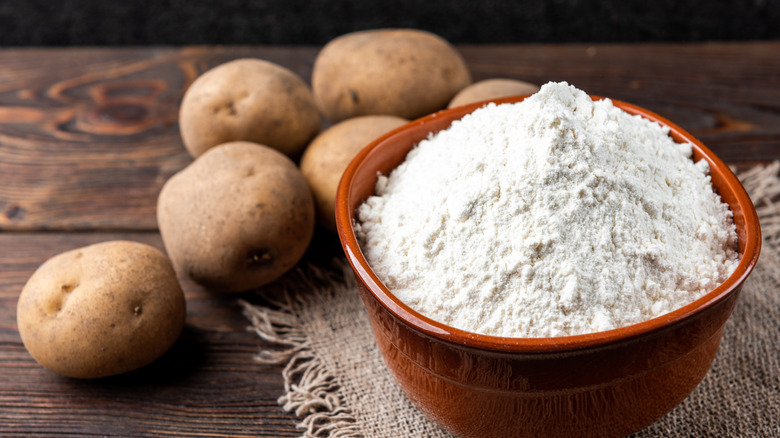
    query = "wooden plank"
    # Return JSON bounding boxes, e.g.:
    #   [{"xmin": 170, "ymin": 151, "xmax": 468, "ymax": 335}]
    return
[
  {"xmin": 0, "ymin": 47, "xmax": 318, "ymax": 232},
  {"xmin": 0, "ymin": 231, "xmax": 303, "ymax": 437},
  {"xmin": 459, "ymin": 42, "xmax": 780, "ymax": 164},
  {"xmin": 1, "ymin": 43, "xmax": 779, "ymax": 436},
  {"xmin": 1, "ymin": 43, "xmax": 779, "ymax": 232}
]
